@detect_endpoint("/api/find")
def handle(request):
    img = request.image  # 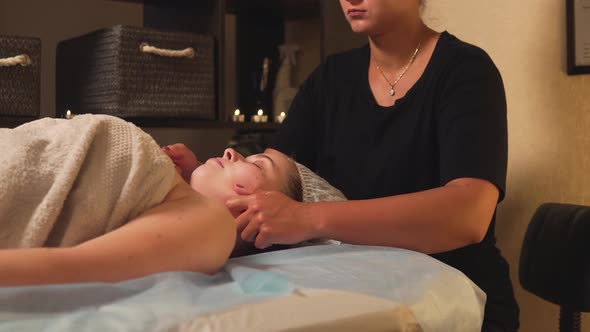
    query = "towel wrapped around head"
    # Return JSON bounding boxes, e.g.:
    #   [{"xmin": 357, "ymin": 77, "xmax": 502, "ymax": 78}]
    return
[{"xmin": 0, "ymin": 114, "xmax": 176, "ymax": 248}]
